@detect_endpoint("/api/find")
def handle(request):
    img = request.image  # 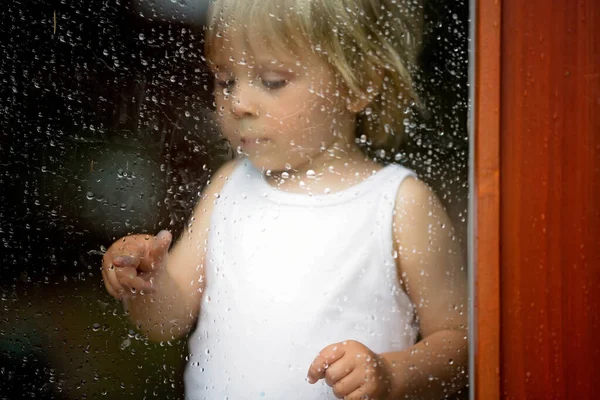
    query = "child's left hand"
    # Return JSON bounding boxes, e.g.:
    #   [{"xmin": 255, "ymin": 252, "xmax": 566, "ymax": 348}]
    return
[{"xmin": 307, "ymin": 340, "xmax": 393, "ymax": 400}]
